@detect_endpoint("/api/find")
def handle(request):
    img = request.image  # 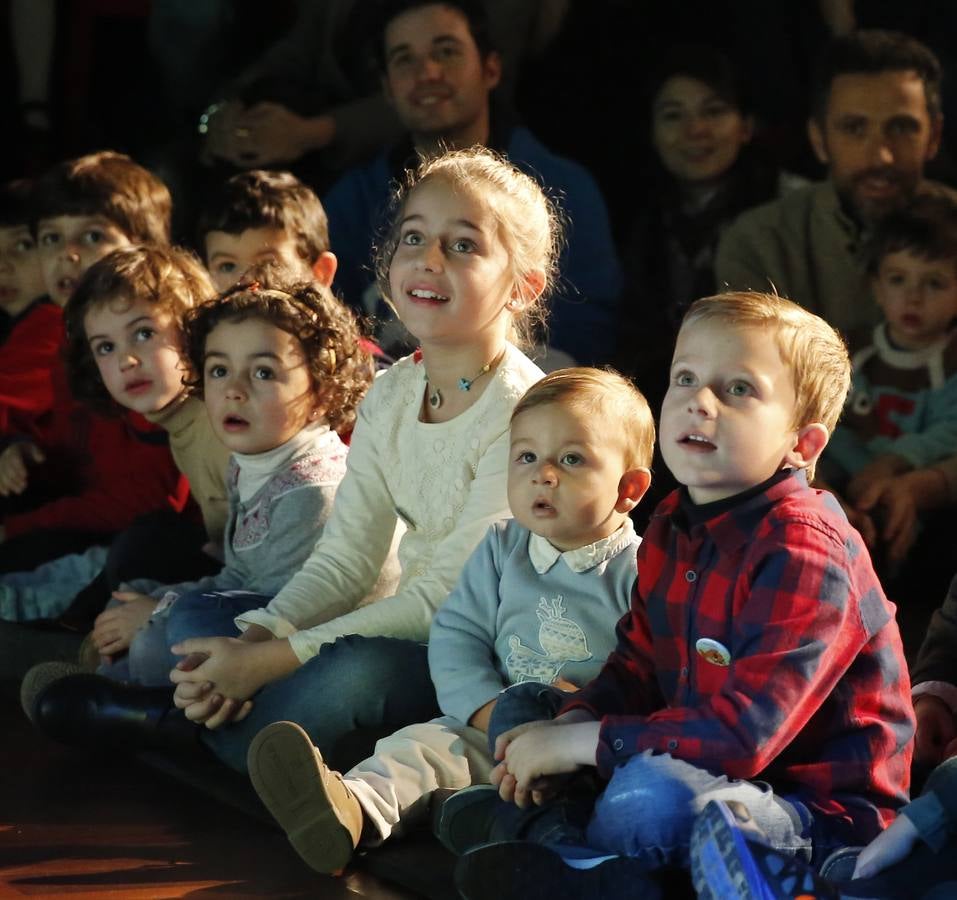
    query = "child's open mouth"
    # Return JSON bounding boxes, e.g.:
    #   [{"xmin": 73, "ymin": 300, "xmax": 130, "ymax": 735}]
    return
[
  {"xmin": 408, "ymin": 288, "xmax": 450, "ymax": 304},
  {"xmin": 223, "ymin": 415, "xmax": 249, "ymax": 431},
  {"xmin": 533, "ymin": 499, "xmax": 556, "ymax": 516},
  {"xmin": 57, "ymin": 276, "xmax": 76, "ymax": 296},
  {"xmin": 680, "ymin": 433, "xmax": 716, "ymax": 451},
  {"xmin": 124, "ymin": 379, "xmax": 152, "ymax": 395}
]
